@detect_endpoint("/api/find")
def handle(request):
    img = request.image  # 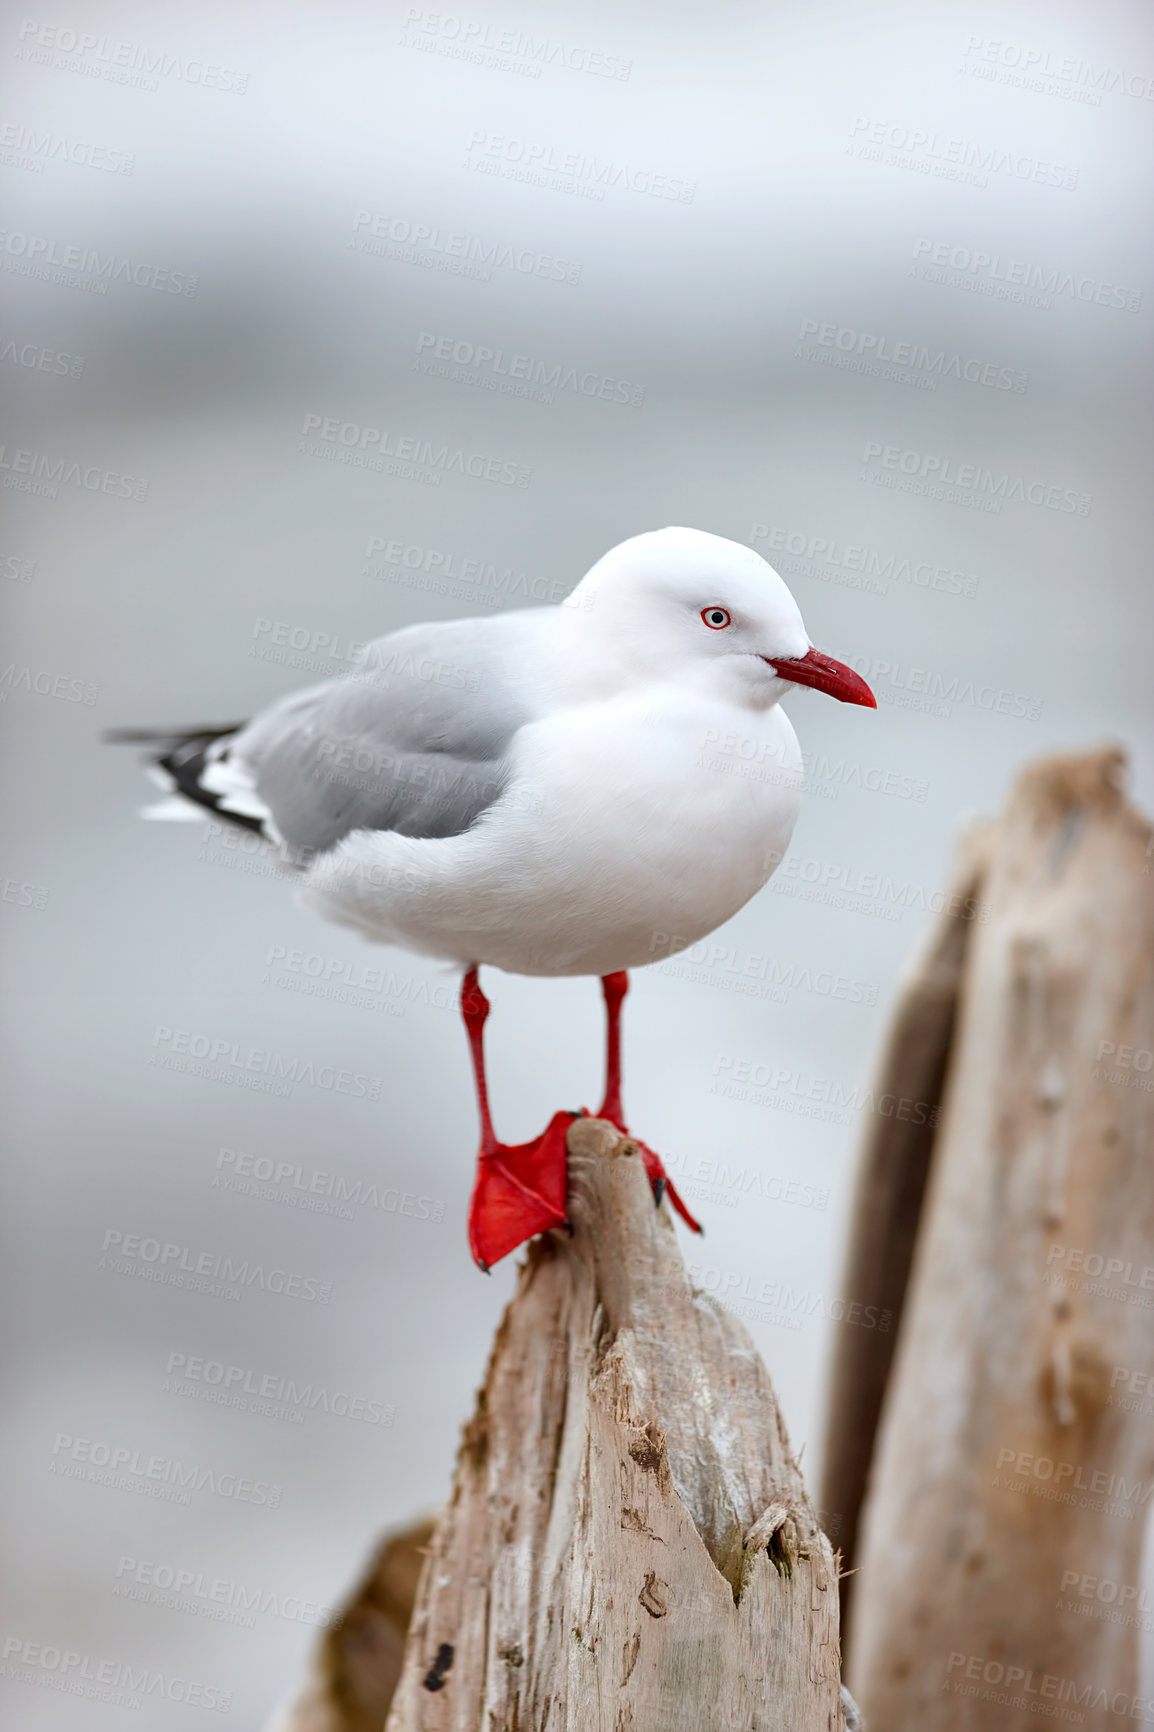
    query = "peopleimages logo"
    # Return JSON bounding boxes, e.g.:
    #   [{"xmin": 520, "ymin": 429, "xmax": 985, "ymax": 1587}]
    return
[
  {"xmin": 752, "ymin": 522, "xmax": 979, "ymax": 600},
  {"xmin": 298, "ymin": 413, "xmax": 531, "ymax": 488},
  {"xmin": 848, "ymin": 117, "xmax": 1078, "ymax": 189},
  {"xmin": 0, "ymin": 228, "xmax": 198, "ymax": 295},
  {"xmin": 0, "ymin": 664, "xmax": 97, "ymax": 704},
  {"xmin": 861, "ymin": 440, "xmax": 1092, "ymax": 517},
  {"xmin": 250, "ymin": 617, "xmax": 365, "ymax": 668},
  {"xmin": 798, "ymin": 319, "xmax": 1027, "ymax": 392},
  {"xmin": 113, "ymin": 1555, "xmax": 332, "ymax": 1630},
  {"xmin": 710, "ymin": 1056, "xmax": 939, "ymax": 1128},
  {"xmin": 0, "ymin": 121, "xmax": 134, "ymax": 175},
  {"xmin": 649, "ymin": 930, "xmax": 879, "ymax": 1005},
  {"xmin": 846, "ymin": 655, "xmax": 1042, "ymax": 721},
  {"xmin": 1, "ymin": 337, "xmax": 85, "ymax": 376},
  {"xmin": 1044, "ymin": 1242, "xmax": 1154, "ymax": 1296},
  {"xmin": 0, "ymin": 1635, "xmax": 232, "ymax": 1712},
  {"xmin": 696, "ymin": 725, "xmax": 930, "ymax": 803},
  {"xmin": 262, "ymin": 946, "xmax": 457, "ymax": 1014},
  {"xmin": 960, "ymin": 36, "xmax": 1154, "ymax": 102},
  {"xmin": 1059, "ymin": 1569, "xmax": 1154, "ymax": 1615},
  {"xmin": 0, "ymin": 443, "xmax": 147, "ymax": 499},
  {"xmin": 149, "ymin": 1024, "xmax": 382, "ymax": 1101},
  {"xmin": 163, "ymin": 1351, "xmax": 395, "ymax": 1426},
  {"xmin": 463, "ymin": 131, "xmax": 696, "ymax": 203},
  {"xmin": 662, "ymin": 1150, "xmax": 830, "ymax": 1213},
  {"xmin": 2, "ymin": 877, "xmax": 49, "ymax": 909},
  {"xmin": 400, "ymin": 9, "xmax": 632, "ymax": 80},
  {"xmin": 365, "ymin": 537, "xmax": 570, "ymax": 606},
  {"xmin": 764, "ymin": 851, "xmax": 989, "ymax": 924},
  {"xmin": 944, "ymin": 1651, "xmax": 1154, "ymax": 1721},
  {"xmin": 413, "ymin": 331, "xmax": 645, "ymax": 406},
  {"xmin": 14, "ymin": 19, "xmax": 250, "ymax": 93},
  {"xmin": 48, "ymin": 1430, "xmax": 282, "ymax": 1508},
  {"xmin": 687, "ymin": 1262, "xmax": 894, "ymax": 1332},
  {"xmin": 100, "ymin": 1229, "xmax": 333, "ymax": 1304},
  {"xmin": 910, "ymin": 238, "xmax": 1142, "ymax": 313},
  {"xmin": 993, "ymin": 1447, "xmax": 1154, "ymax": 1519},
  {"xmin": 214, "ymin": 1144, "xmax": 446, "ymax": 1223},
  {"xmin": 351, "ymin": 210, "xmax": 582, "ymax": 285}
]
